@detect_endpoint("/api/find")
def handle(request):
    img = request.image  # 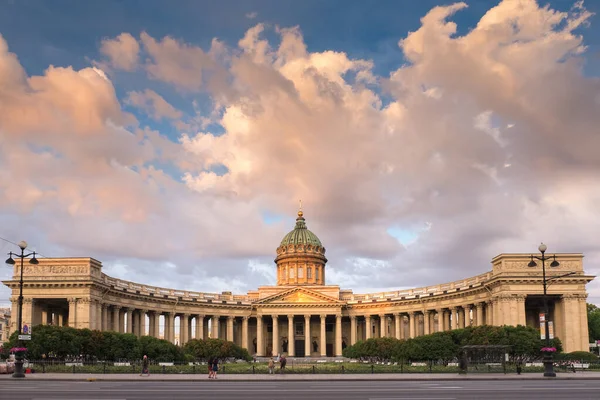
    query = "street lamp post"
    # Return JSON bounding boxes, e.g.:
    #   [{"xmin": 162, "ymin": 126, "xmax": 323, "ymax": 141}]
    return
[
  {"xmin": 528, "ymin": 242, "xmax": 561, "ymax": 378},
  {"xmin": 5, "ymin": 241, "xmax": 39, "ymax": 379}
]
